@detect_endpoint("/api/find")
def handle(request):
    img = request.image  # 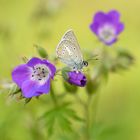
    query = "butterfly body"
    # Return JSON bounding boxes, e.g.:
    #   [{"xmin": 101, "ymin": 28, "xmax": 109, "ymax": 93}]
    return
[{"xmin": 56, "ymin": 30, "xmax": 88, "ymax": 71}]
